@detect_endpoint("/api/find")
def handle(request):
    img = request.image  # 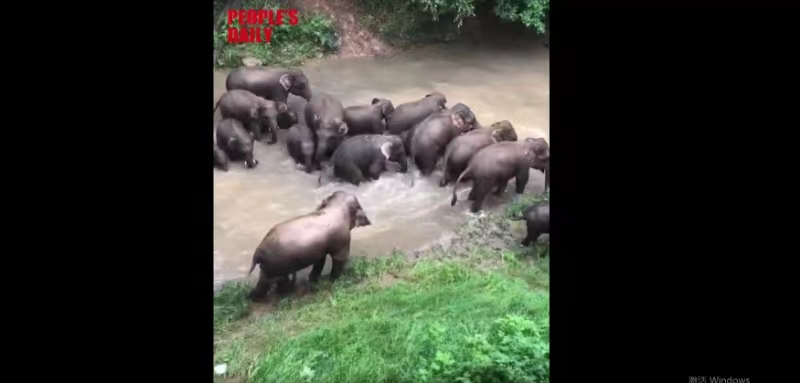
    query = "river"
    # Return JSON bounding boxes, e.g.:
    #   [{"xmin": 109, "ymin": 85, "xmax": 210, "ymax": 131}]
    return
[{"xmin": 213, "ymin": 40, "xmax": 549, "ymax": 288}]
